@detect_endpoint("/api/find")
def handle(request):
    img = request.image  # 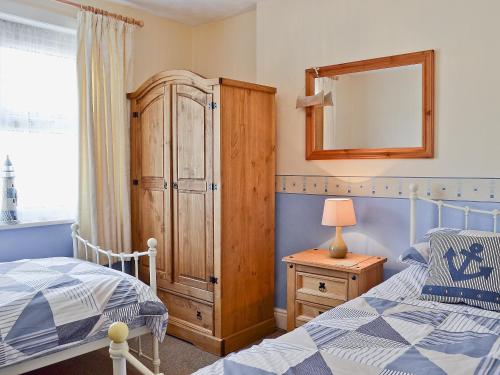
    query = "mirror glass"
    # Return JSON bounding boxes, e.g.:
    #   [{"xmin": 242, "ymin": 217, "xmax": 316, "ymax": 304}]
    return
[{"xmin": 314, "ymin": 64, "xmax": 422, "ymax": 150}]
